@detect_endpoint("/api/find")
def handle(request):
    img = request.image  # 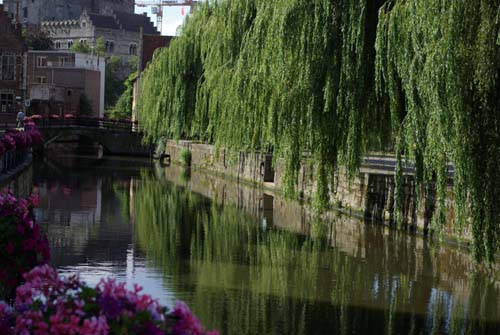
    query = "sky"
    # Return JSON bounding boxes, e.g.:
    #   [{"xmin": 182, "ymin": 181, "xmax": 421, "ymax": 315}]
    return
[
  {"xmin": 134, "ymin": 4, "xmax": 189, "ymax": 36},
  {"xmin": 0, "ymin": 0, "xmax": 188, "ymax": 36}
]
